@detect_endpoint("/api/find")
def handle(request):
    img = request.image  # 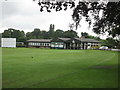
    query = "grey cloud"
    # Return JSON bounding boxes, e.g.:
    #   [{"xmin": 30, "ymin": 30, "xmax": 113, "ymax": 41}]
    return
[{"xmin": 2, "ymin": 2, "xmax": 21, "ymax": 19}]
